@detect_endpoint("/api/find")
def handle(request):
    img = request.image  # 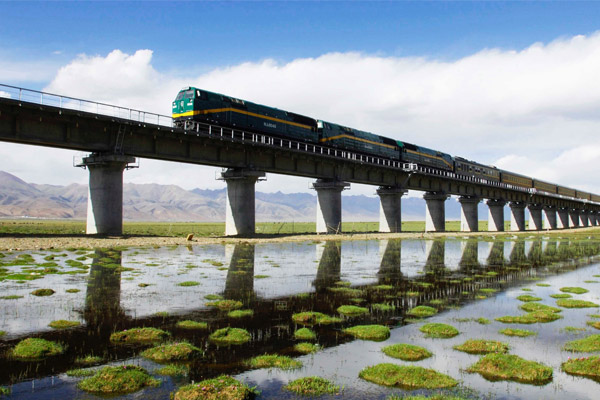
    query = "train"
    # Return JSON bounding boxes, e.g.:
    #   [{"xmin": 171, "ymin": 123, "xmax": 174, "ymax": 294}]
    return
[{"xmin": 172, "ymin": 87, "xmax": 592, "ymax": 202}]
